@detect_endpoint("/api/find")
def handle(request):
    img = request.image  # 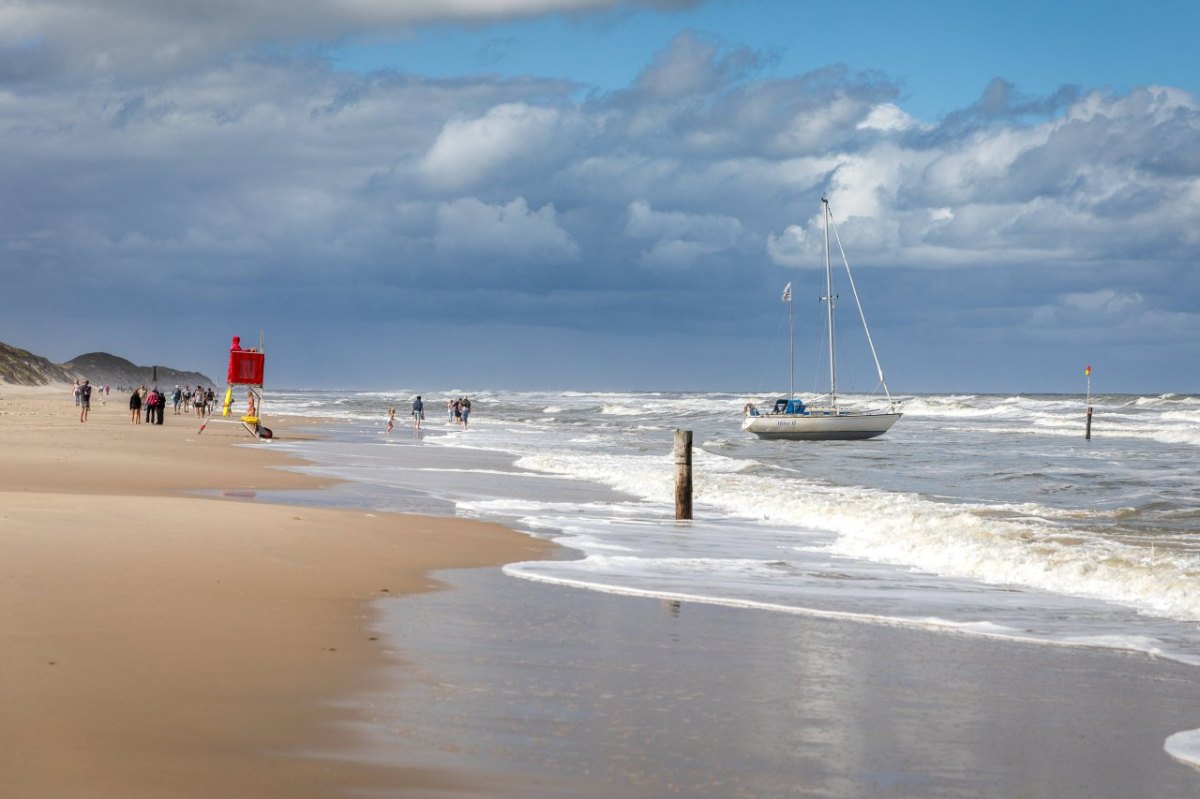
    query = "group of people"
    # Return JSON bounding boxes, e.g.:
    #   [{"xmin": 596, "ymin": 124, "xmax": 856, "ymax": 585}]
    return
[
  {"xmin": 447, "ymin": 396, "xmax": 472, "ymax": 427},
  {"xmin": 71, "ymin": 370, "xmax": 261, "ymax": 432},
  {"xmin": 127, "ymin": 384, "xmax": 217, "ymax": 424},
  {"xmin": 386, "ymin": 395, "xmax": 473, "ymax": 433}
]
